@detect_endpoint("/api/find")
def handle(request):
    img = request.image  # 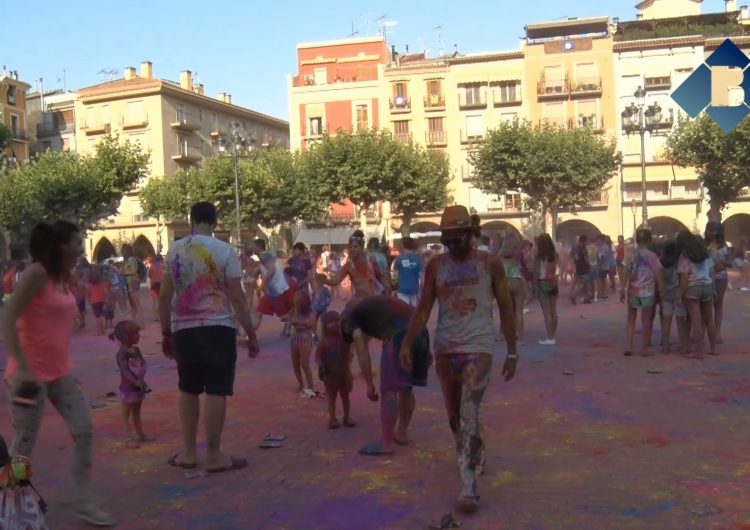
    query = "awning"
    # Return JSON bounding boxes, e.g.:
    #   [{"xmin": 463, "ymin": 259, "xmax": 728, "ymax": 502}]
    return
[
  {"xmin": 392, "ymin": 231, "xmax": 442, "ymax": 240},
  {"xmin": 295, "ymin": 228, "xmax": 382, "ymax": 246}
]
